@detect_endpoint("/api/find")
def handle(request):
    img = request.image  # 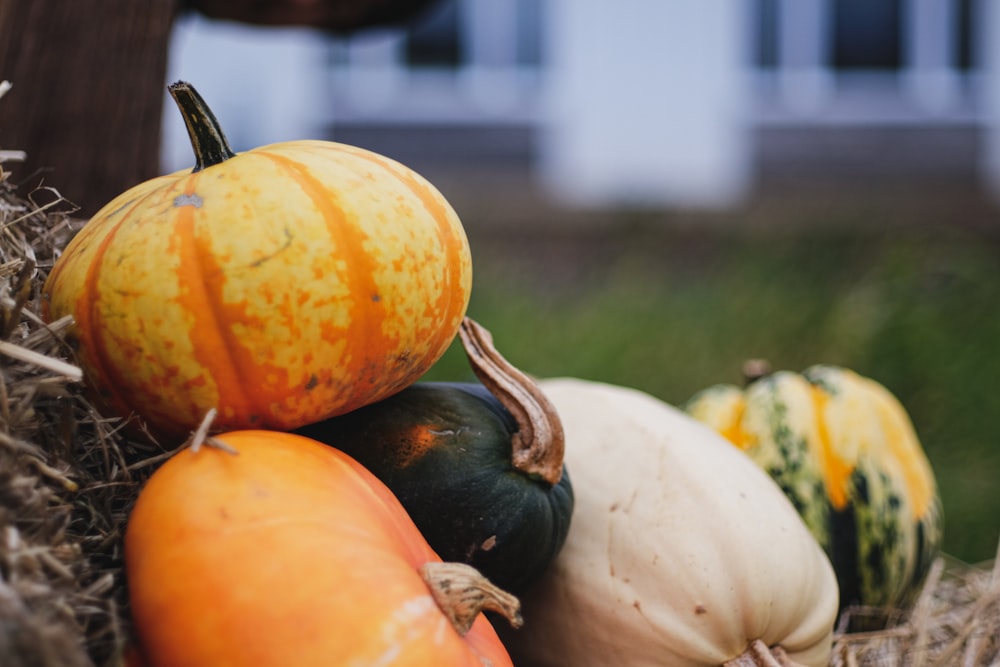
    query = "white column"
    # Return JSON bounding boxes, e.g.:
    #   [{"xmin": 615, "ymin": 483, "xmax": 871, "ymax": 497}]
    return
[
  {"xmin": 462, "ymin": 0, "xmax": 518, "ymax": 67},
  {"xmin": 460, "ymin": 0, "xmax": 521, "ymax": 111},
  {"xmin": 904, "ymin": 0, "xmax": 959, "ymax": 113},
  {"xmin": 340, "ymin": 31, "xmax": 406, "ymax": 112},
  {"xmin": 539, "ymin": 0, "xmax": 750, "ymax": 209},
  {"xmin": 776, "ymin": 0, "xmax": 833, "ymax": 113}
]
